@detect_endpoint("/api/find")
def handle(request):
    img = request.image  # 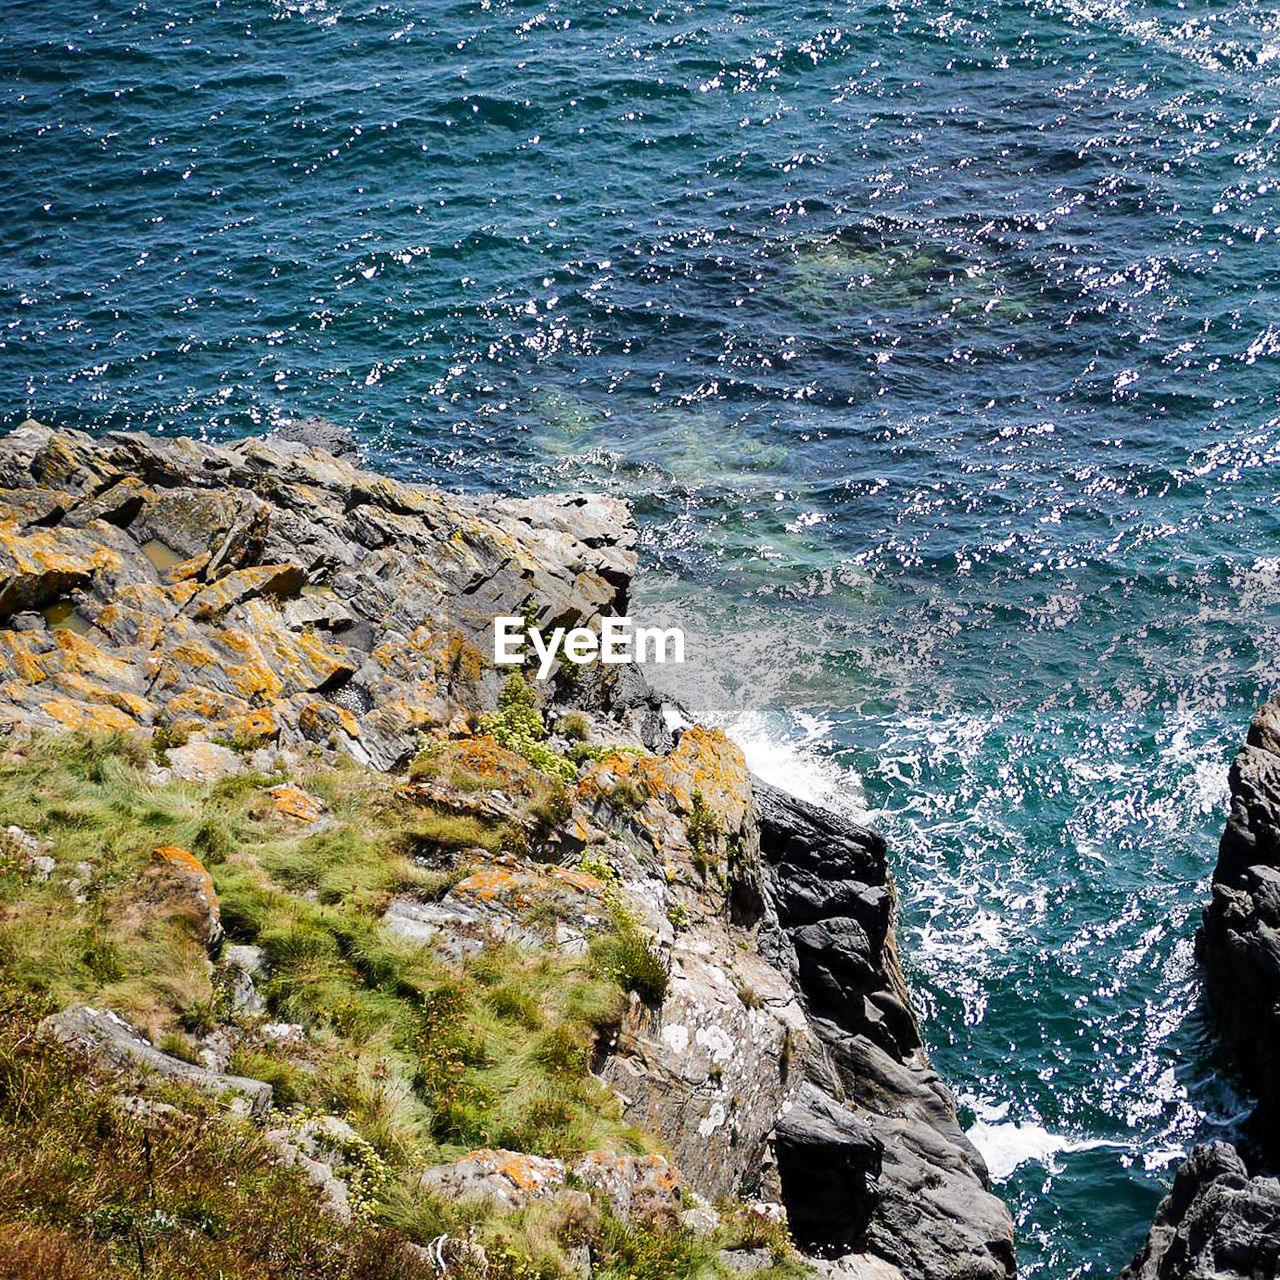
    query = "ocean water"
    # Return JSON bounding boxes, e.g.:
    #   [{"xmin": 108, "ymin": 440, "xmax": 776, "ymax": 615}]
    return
[{"xmin": 5, "ymin": 0, "xmax": 1280, "ymax": 1272}]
